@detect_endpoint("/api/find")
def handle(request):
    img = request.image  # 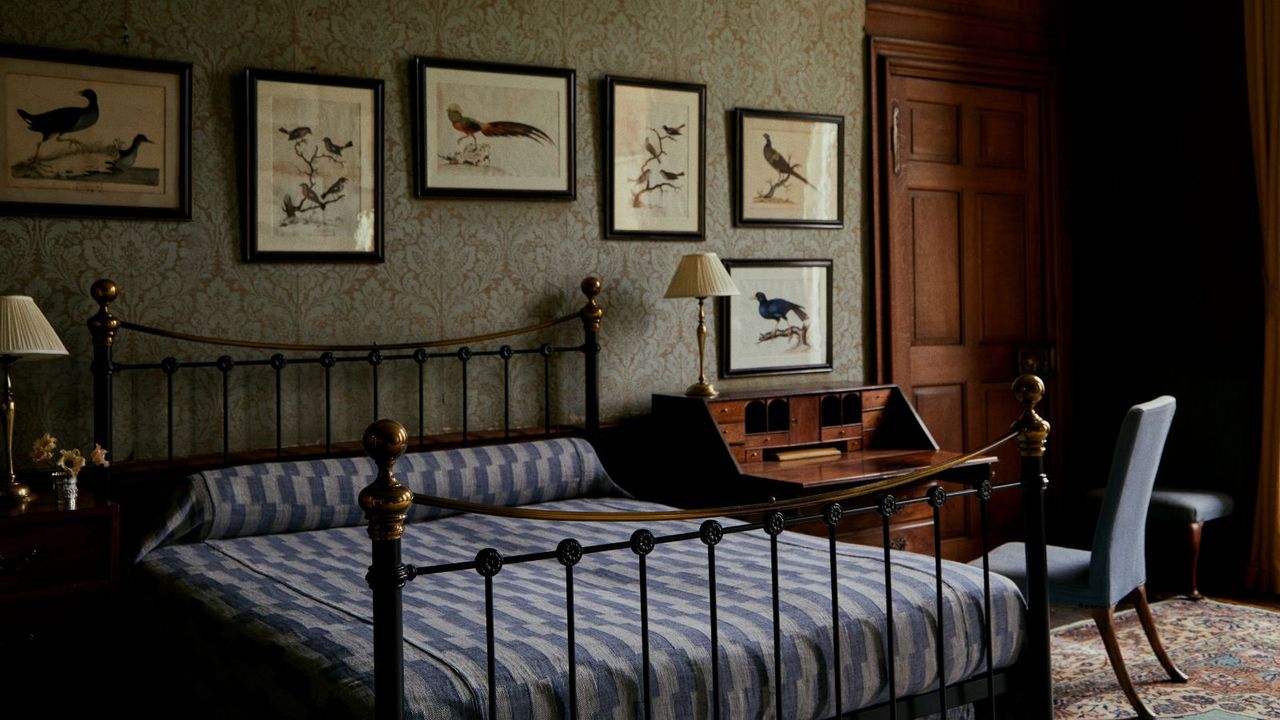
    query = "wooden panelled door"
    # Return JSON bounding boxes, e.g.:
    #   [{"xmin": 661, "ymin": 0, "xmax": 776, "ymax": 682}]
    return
[{"xmin": 872, "ymin": 39, "xmax": 1058, "ymax": 554}]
